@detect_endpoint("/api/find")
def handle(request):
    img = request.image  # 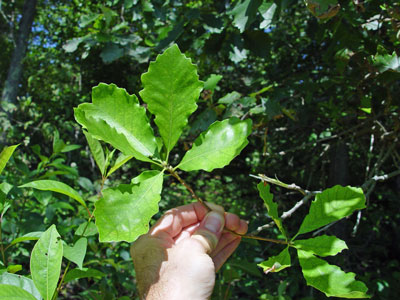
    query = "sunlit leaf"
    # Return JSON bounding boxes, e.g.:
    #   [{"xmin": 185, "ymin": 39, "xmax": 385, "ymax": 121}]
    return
[
  {"xmin": 0, "ymin": 273, "xmax": 41, "ymax": 300},
  {"xmin": 258, "ymin": 247, "xmax": 291, "ymax": 273},
  {"xmin": 30, "ymin": 225, "xmax": 63, "ymax": 300},
  {"xmin": 296, "ymin": 185, "xmax": 366, "ymax": 236},
  {"xmin": 95, "ymin": 171, "xmax": 163, "ymax": 242},
  {"xmin": 106, "ymin": 153, "xmax": 134, "ymax": 177},
  {"xmin": 20, "ymin": 180, "xmax": 87, "ymax": 209},
  {"xmin": 63, "ymin": 238, "xmax": 87, "ymax": 270},
  {"xmin": 140, "ymin": 44, "xmax": 203, "ymax": 154},
  {"xmin": 257, "ymin": 182, "xmax": 287, "ymax": 238},
  {"xmin": 9, "ymin": 232, "xmax": 43, "ymax": 247},
  {"xmin": 228, "ymin": 0, "xmax": 262, "ymax": 33},
  {"xmin": 258, "ymin": 2, "xmax": 277, "ymax": 29},
  {"xmin": 298, "ymin": 250, "xmax": 370, "ymax": 298},
  {"xmin": 293, "ymin": 235, "xmax": 347, "ymax": 257},
  {"xmin": 0, "ymin": 145, "xmax": 19, "ymax": 175},
  {"xmin": 178, "ymin": 118, "xmax": 252, "ymax": 172},
  {"xmin": 0, "ymin": 284, "xmax": 37, "ymax": 300},
  {"xmin": 75, "ymin": 83, "xmax": 157, "ymax": 162},
  {"xmin": 372, "ymin": 52, "xmax": 400, "ymax": 73}
]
